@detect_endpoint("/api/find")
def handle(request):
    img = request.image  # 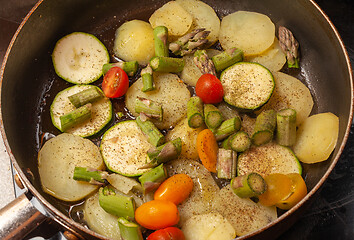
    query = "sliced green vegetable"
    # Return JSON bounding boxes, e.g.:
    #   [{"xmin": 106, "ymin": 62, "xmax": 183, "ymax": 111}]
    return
[
  {"xmin": 212, "ymin": 47, "xmax": 243, "ymax": 72},
  {"xmin": 68, "ymin": 87, "xmax": 104, "ymax": 108},
  {"xmin": 102, "ymin": 61, "xmax": 139, "ymax": 76},
  {"xmin": 136, "ymin": 116, "xmax": 165, "ymax": 147},
  {"xmin": 217, "ymin": 148, "xmax": 237, "ymax": 179},
  {"xmin": 214, "ymin": 117, "xmax": 241, "ymax": 141},
  {"xmin": 60, "ymin": 103, "xmax": 92, "ymax": 132},
  {"xmin": 276, "ymin": 108, "xmax": 297, "ymax": 146},
  {"xmin": 135, "ymin": 97, "xmax": 163, "ymax": 121},
  {"xmin": 150, "ymin": 56, "xmax": 185, "ymax": 72},
  {"xmin": 231, "ymin": 172, "xmax": 266, "ymax": 198},
  {"xmin": 138, "ymin": 164, "xmax": 167, "ymax": 193},
  {"xmin": 73, "ymin": 167, "xmax": 108, "ymax": 184},
  {"xmin": 204, "ymin": 104, "xmax": 223, "ymax": 130},
  {"xmin": 187, "ymin": 96, "xmax": 204, "ymax": 128},
  {"xmin": 228, "ymin": 131, "xmax": 251, "ymax": 152},
  {"xmin": 153, "ymin": 26, "xmax": 169, "ymax": 57},
  {"xmin": 118, "ymin": 217, "xmax": 143, "ymax": 240},
  {"xmin": 252, "ymin": 110, "xmax": 276, "ymax": 146}
]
